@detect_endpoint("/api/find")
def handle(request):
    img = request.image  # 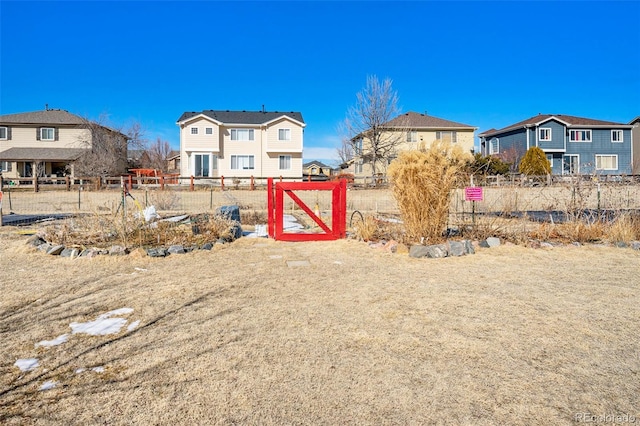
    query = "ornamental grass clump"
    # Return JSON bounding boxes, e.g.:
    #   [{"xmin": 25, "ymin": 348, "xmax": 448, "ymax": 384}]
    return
[{"xmin": 387, "ymin": 140, "xmax": 471, "ymax": 243}]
